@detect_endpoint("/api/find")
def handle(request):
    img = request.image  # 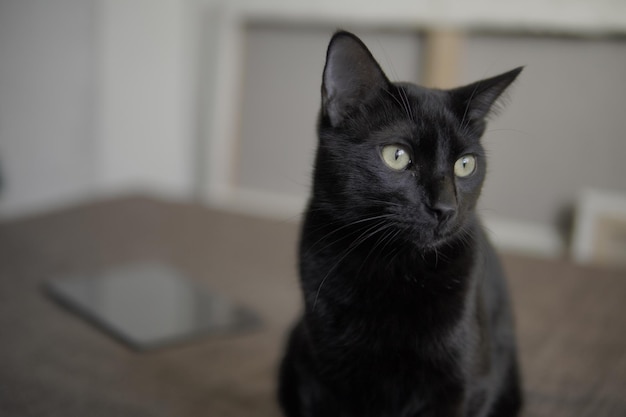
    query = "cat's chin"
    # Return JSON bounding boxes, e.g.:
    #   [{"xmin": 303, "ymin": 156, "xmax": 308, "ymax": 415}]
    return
[
  {"xmin": 403, "ymin": 223, "xmax": 467, "ymax": 252},
  {"xmin": 414, "ymin": 236, "xmax": 455, "ymax": 252}
]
